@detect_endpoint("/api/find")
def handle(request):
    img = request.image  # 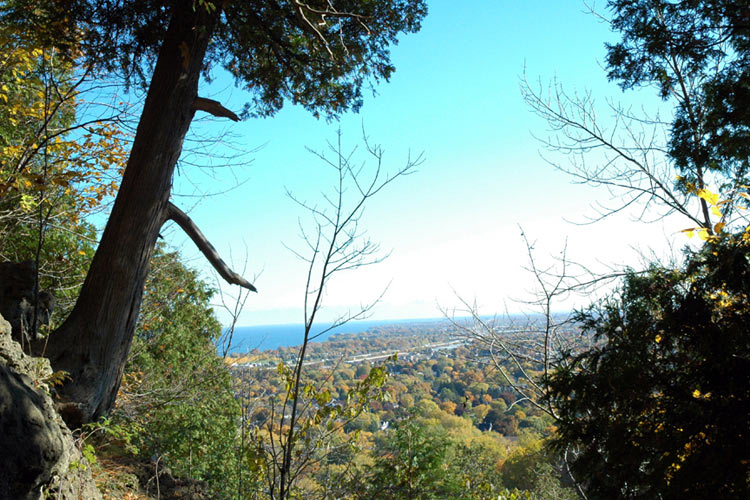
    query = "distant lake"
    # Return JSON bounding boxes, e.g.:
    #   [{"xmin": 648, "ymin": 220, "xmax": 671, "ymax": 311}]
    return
[{"xmin": 221, "ymin": 317, "xmax": 448, "ymax": 353}]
